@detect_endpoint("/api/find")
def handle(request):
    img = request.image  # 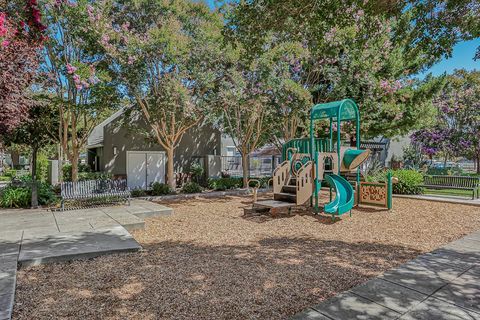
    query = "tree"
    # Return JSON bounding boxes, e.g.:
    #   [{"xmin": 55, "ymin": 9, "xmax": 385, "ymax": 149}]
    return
[
  {"xmin": 261, "ymin": 41, "xmax": 312, "ymax": 150},
  {"xmin": 222, "ymin": 0, "xmax": 468, "ymax": 138},
  {"xmin": 412, "ymin": 70, "xmax": 480, "ymax": 173},
  {"xmin": 91, "ymin": 0, "xmax": 224, "ymax": 189},
  {"xmin": 0, "ymin": 0, "xmax": 46, "ymax": 134},
  {"xmin": 40, "ymin": 0, "xmax": 117, "ymax": 181},
  {"xmin": 214, "ymin": 42, "xmax": 307, "ymax": 187},
  {"xmin": 4, "ymin": 100, "xmax": 58, "ymax": 207}
]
